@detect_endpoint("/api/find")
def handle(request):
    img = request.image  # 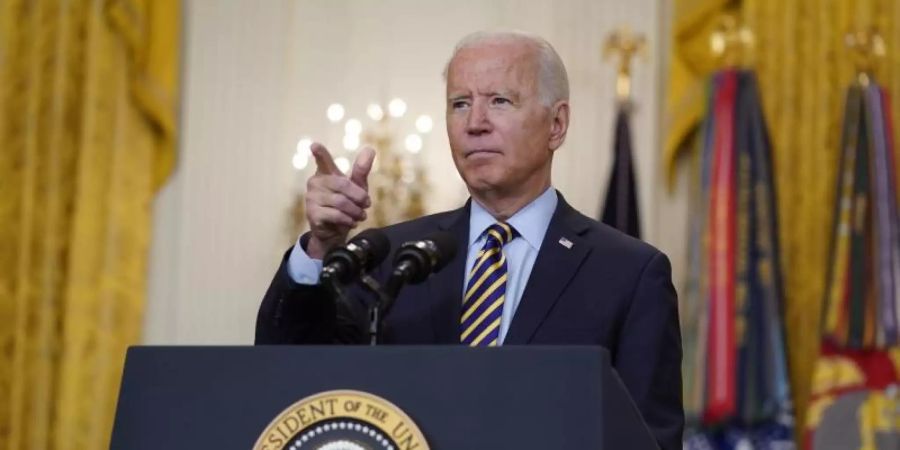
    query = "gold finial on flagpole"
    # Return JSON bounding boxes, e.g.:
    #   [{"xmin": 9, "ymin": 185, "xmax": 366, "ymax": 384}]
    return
[
  {"xmin": 710, "ymin": 13, "xmax": 755, "ymax": 69},
  {"xmin": 845, "ymin": 28, "xmax": 886, "ymax": 86},
  {"xmin": 602, "ymin": 27, "xmax": 647, "ymax": 103}
]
